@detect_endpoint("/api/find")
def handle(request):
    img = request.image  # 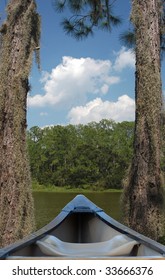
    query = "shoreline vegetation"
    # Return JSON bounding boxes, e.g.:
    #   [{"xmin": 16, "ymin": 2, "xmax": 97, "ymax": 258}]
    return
[
  {"xmin": 32, "ymin": 181, "xmax": 122, "ymax": 193},
  {"xmin": 28, "ymin": 121, "xmax": 165, "ymax": 193},
  {"xmin": 28, "ymin": 121, "xmax": 135, "ymax": 191}
]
